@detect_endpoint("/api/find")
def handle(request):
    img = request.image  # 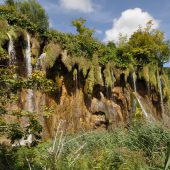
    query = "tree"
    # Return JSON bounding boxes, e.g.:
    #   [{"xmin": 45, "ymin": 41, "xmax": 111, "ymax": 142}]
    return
[
  {"xmin": 5, "ymin": 0, "xmax": 15, "ymax": 6},
  {"xmin": 126, "ymin": 21, "xmax": 170, "ymax": 67},
  {"xmin": 72, "ymin": 18, "xmax": 95, "ymax": 37},
  {"xmin": 16, "ymin": 0, "xmax": 49, "ymax": 30}
]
